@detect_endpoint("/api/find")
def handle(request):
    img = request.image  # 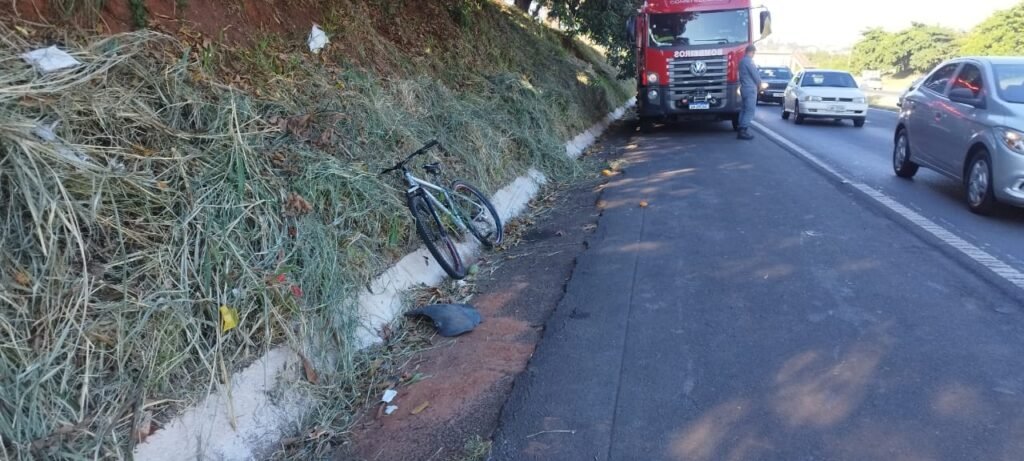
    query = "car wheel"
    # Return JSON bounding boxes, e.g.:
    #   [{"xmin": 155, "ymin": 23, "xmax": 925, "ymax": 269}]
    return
[
  {"xmin": 853, "ymin": 117, "xmax": 866, "ymax": 128},
  {"xmin": 965, "ymin": 150, "xmax": 998, "ymax": 215},
  {"xmin": 794, "ymin": 102, "xmax": 805, "ymax": 125},
  {"xmin": 781, "ymin": 106, "xmax": 790, "ymax": 120},
  {"xmin": 892, "ymin": 129, "xmax": 919, "ymax": 179}
]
